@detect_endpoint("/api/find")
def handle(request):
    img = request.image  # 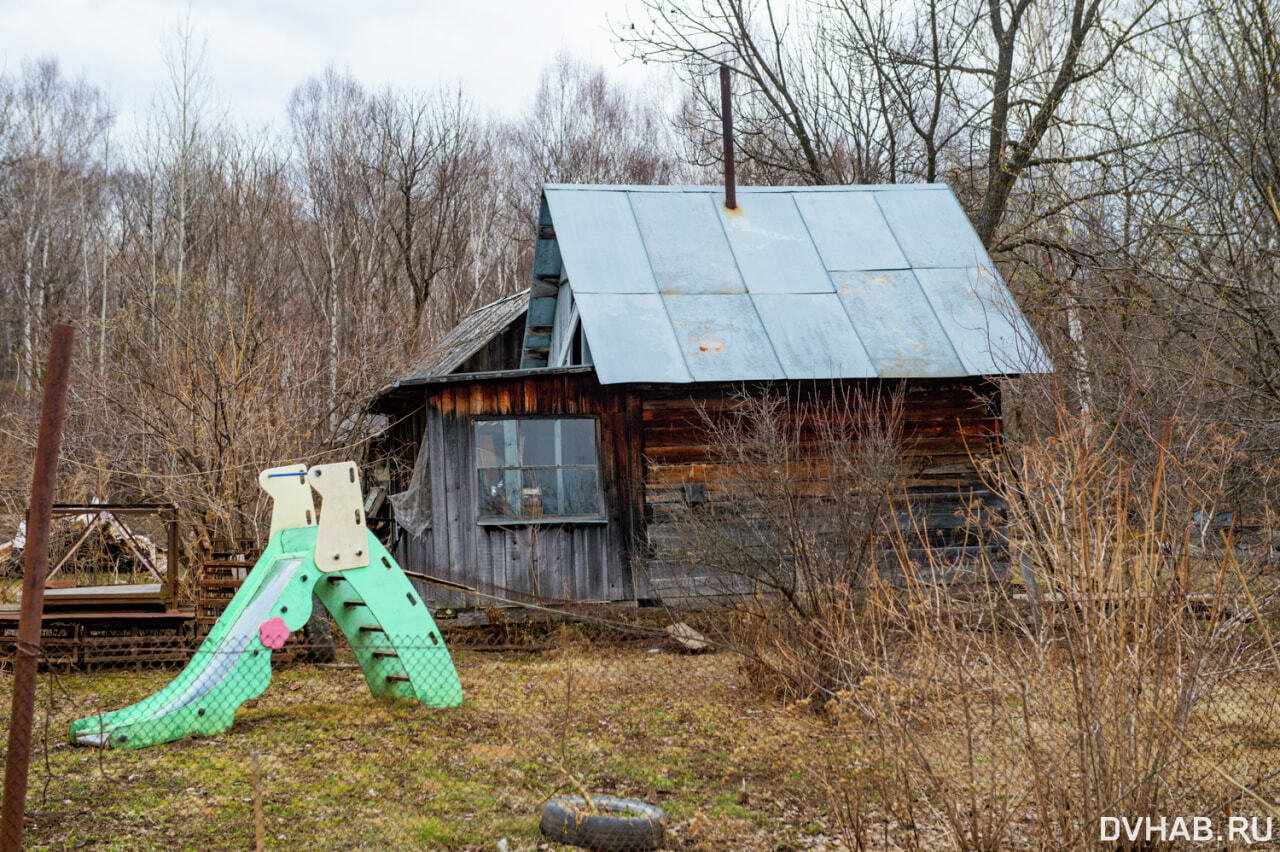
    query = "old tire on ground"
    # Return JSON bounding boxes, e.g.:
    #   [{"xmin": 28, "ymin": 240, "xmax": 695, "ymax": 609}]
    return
[{"xmin": 540, "ymin": 795, "xmax": 666, "ymax": 851}]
